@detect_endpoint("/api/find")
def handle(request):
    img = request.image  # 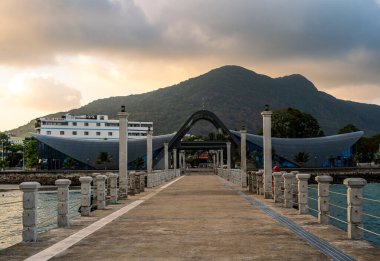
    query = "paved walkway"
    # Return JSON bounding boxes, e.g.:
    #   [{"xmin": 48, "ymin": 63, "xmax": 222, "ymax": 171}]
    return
[
  {"xmin": 2, "ymin": 173, "xmax": 379, "ymax": 260},
  {"xmin": 54, "ymin": 174, "xmax": 328, "ymax": 260}
]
